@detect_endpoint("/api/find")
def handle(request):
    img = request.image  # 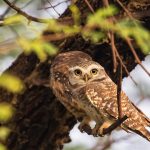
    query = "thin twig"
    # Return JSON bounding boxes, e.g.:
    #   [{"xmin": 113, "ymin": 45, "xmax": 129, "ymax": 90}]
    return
[
  {"xmin": 110, "ymin": 33, "xmax": 117, "ymax": 72},
  {"xmin": 117, "ymin": 63, "xmax": 123, "ymax": 118},
  {"xmin": 0, "ymin": 0, "xmax": 19, "ymax": 19},
  {"xmin": 3, "ymin": 0, "xmax": 52, "ymax": 23},
  {"xmin": 2, "ymin": 0, "xmax": 74, "ymax": 24},
  {"xmin": 83, "ymin": 0, "xmax": 95, "ymax": 13},
  {"xmin": 116, "ymin": 0, "xmax": 134, "ymax": 20},
  {"xmin": 46, "ymin": 0, "xmax": 61, "ymax": 16},
  {"xmin": 111, "ymin": 36, "xmax": 137, "ymax": 85},
  {"xmin": 103, "ymin": 115, "xmax": 128, "ymax": 135},
  {"xmin": 102, "ymin": 0, "xmax": 119, "ymax": 73},
  {"xmin": 125, "ymin": 37, "xmax": 150, "ymax": 77},
  {"xmin": 115, "ymin": 47, "xmax": 138, "ymax": 85},
  {"xmin": 21, "ymin": 0, "xmax": 34, "ymax": 9},
  {"xmin": 101, "ymin": 0, "xmax": 139, "ymax": 85},
  {"xmin": 102, "ymin": 0, "xmax": 109, "ymax": 7},
  {"xmin": 39, "ymin": 0, "xmax": 69, "ymax": 10},
  {"xmin": 108, "ymin": 0, "xmax": 150, "ymax": 78}
]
